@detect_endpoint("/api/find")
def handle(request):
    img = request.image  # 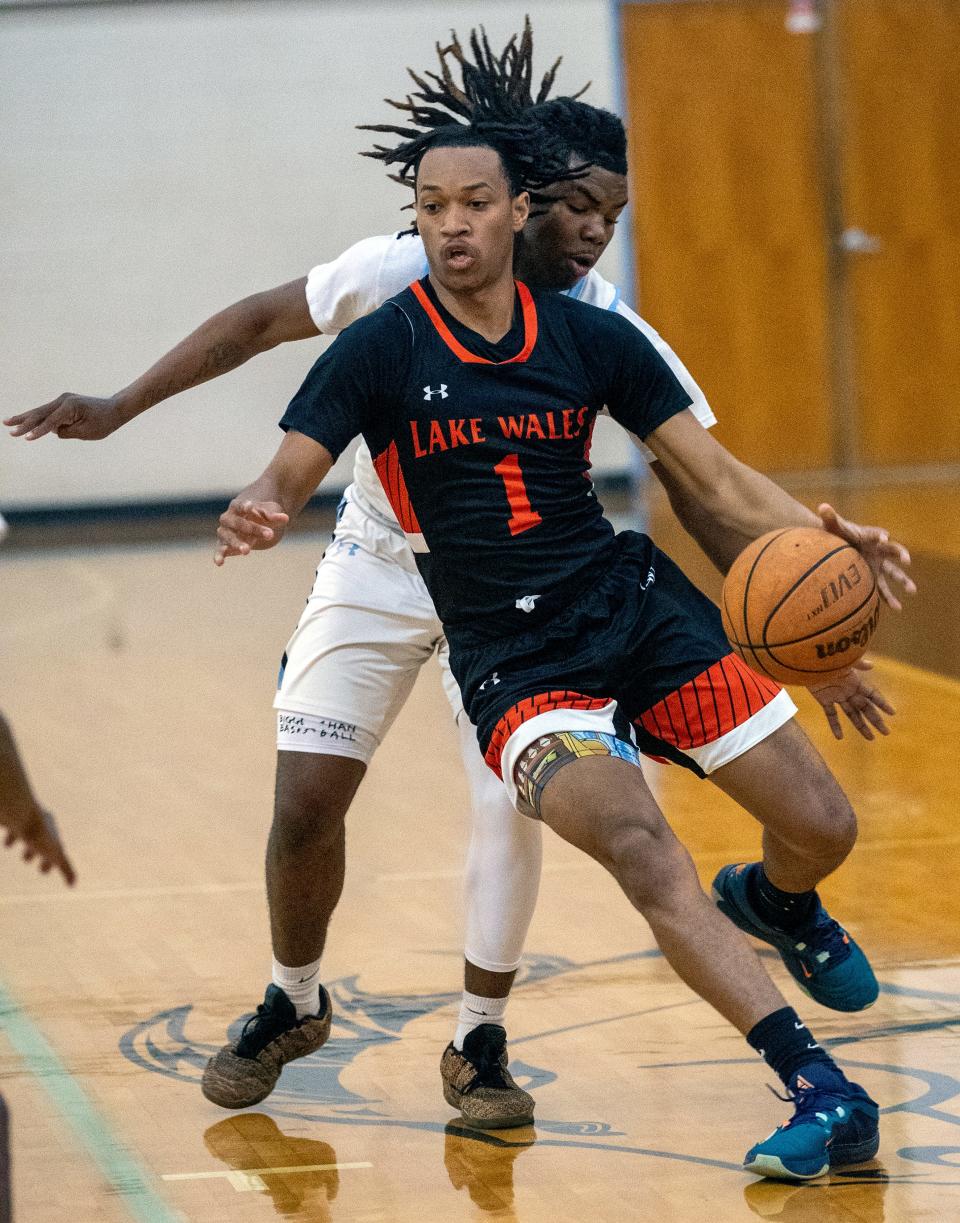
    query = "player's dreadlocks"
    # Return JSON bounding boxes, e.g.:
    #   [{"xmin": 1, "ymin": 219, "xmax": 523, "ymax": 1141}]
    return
[
  {"xmin": 359, "ymin": 17, "xmax": 584, "ymax": 150},
  {"xmin": 360, "ymin": 116, "xmax": 586, "ymax": 209},
  {"xmin": 358, "ymin": 20, "xmax": 592, "ymax": 202},
  {"xmin": 354, "ymin": 17, "xmax": 626, "ymax": 210}
]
